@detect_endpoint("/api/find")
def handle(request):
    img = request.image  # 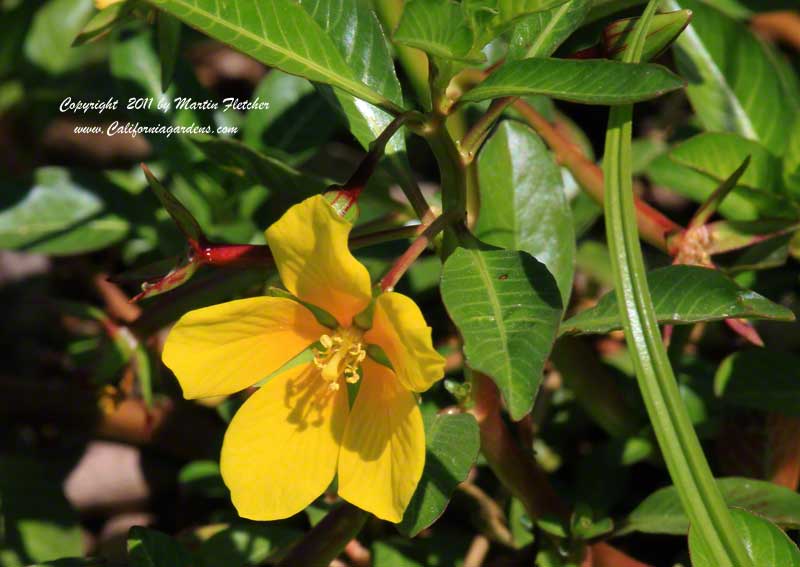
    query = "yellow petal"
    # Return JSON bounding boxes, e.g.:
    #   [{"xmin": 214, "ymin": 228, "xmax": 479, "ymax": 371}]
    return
[
  {"xmin": 220, "ymin": 362, "xmax": 349, "ymax": 520},
  {"xmin": 337, "ymin": 359, "xmax": 425, "ymax": 523},
  {"xmin": 265, "ymin": 195, "xmax": 372, "ymax": 327},
  {"xmin": 365, "ymin": 292, "xmax": 446, "ymax": 392},
  {"xmin": 163, "ymin": 297, "xmax": 324, "ymax": 399}
]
